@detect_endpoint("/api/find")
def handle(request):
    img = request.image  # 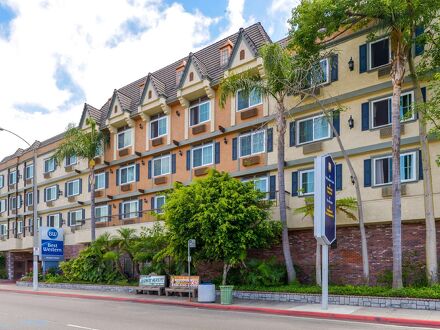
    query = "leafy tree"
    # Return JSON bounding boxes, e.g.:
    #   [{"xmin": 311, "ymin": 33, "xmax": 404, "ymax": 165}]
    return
[
  {"xmin": 110, "ymin": 228, "xmax": 140, "ymax": 277},
  {"xmin": 54, "ymin": 118, "xmax": 107, "ymax": 242},
  {"xmin": 289, "ymin": 0, "xmax": 440, "ymax": 288},
  {"xmin": 162, "ymin": 170, "xmax": 281, "ymax": 285}
]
